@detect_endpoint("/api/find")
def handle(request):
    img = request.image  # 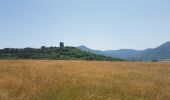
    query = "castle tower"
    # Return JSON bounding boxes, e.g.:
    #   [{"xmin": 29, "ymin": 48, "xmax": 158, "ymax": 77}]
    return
[{"xmin": 60, "ymin": 42, "xmax": 64, "ymax": 48}]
